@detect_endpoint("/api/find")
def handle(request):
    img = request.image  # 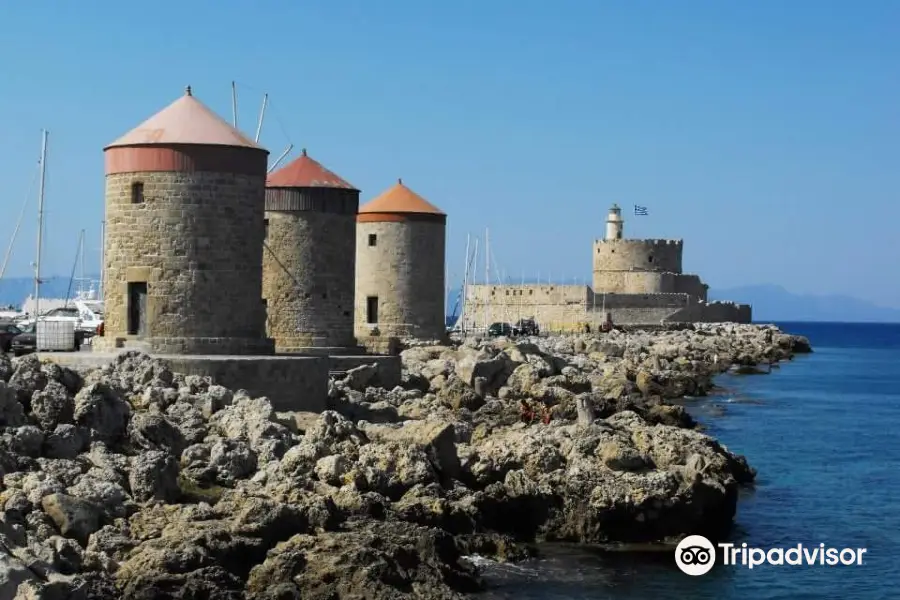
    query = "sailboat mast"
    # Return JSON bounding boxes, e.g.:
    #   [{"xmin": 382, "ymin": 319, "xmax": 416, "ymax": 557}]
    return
[
  {"xmin": 470, "ymin": 238, "xmax": 478, "ymax": 333},
  {"xmin": 484, "ymin": 228, "xmax": 490, "ymax": 329},
  {"xmin": 459, "ymin": 233, "xmax": 471, "ymax": 334},
  {"xmin": 34, "ymin": 129, "xmax": 48, "ymax": 321},
  {"xmin": 79, "ymin": 229, "xmax": 86, "ymax": 296}
]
